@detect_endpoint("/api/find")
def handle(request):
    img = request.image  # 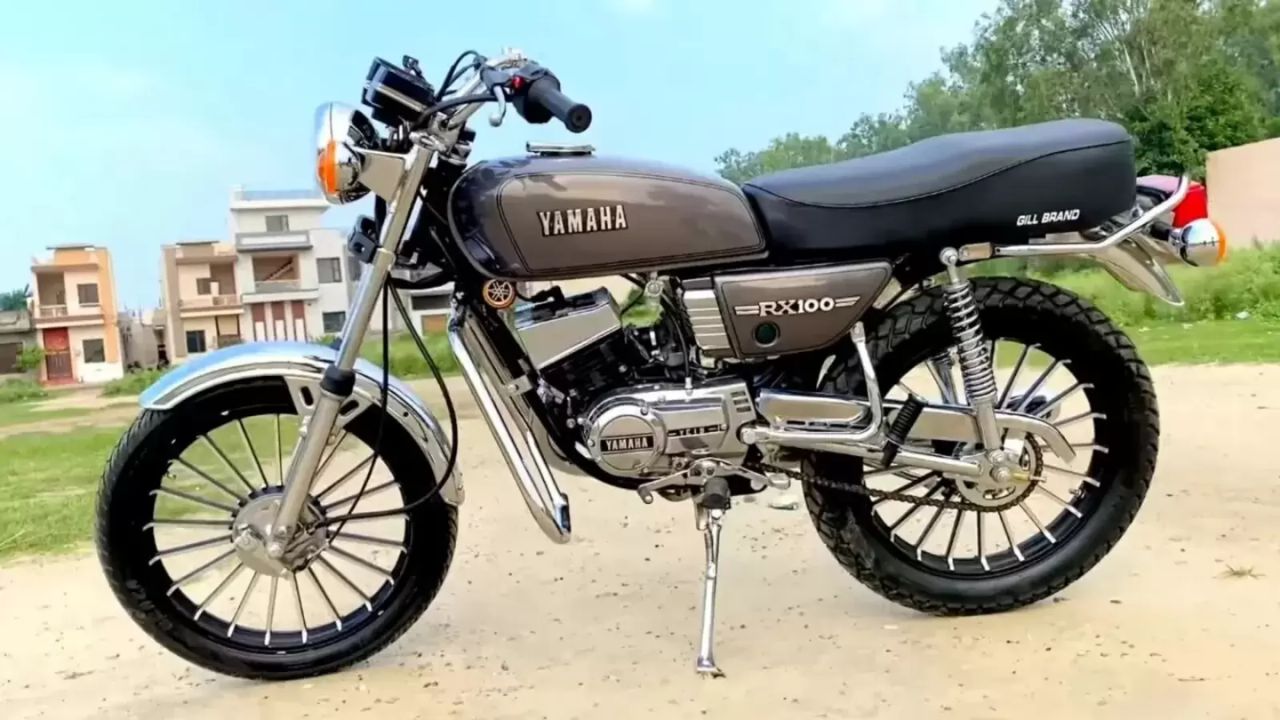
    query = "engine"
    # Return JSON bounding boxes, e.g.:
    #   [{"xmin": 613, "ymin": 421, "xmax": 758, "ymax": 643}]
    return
[{"xmin": 514, "ymin": 286, "xmax": 757, "ymax": 478}]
